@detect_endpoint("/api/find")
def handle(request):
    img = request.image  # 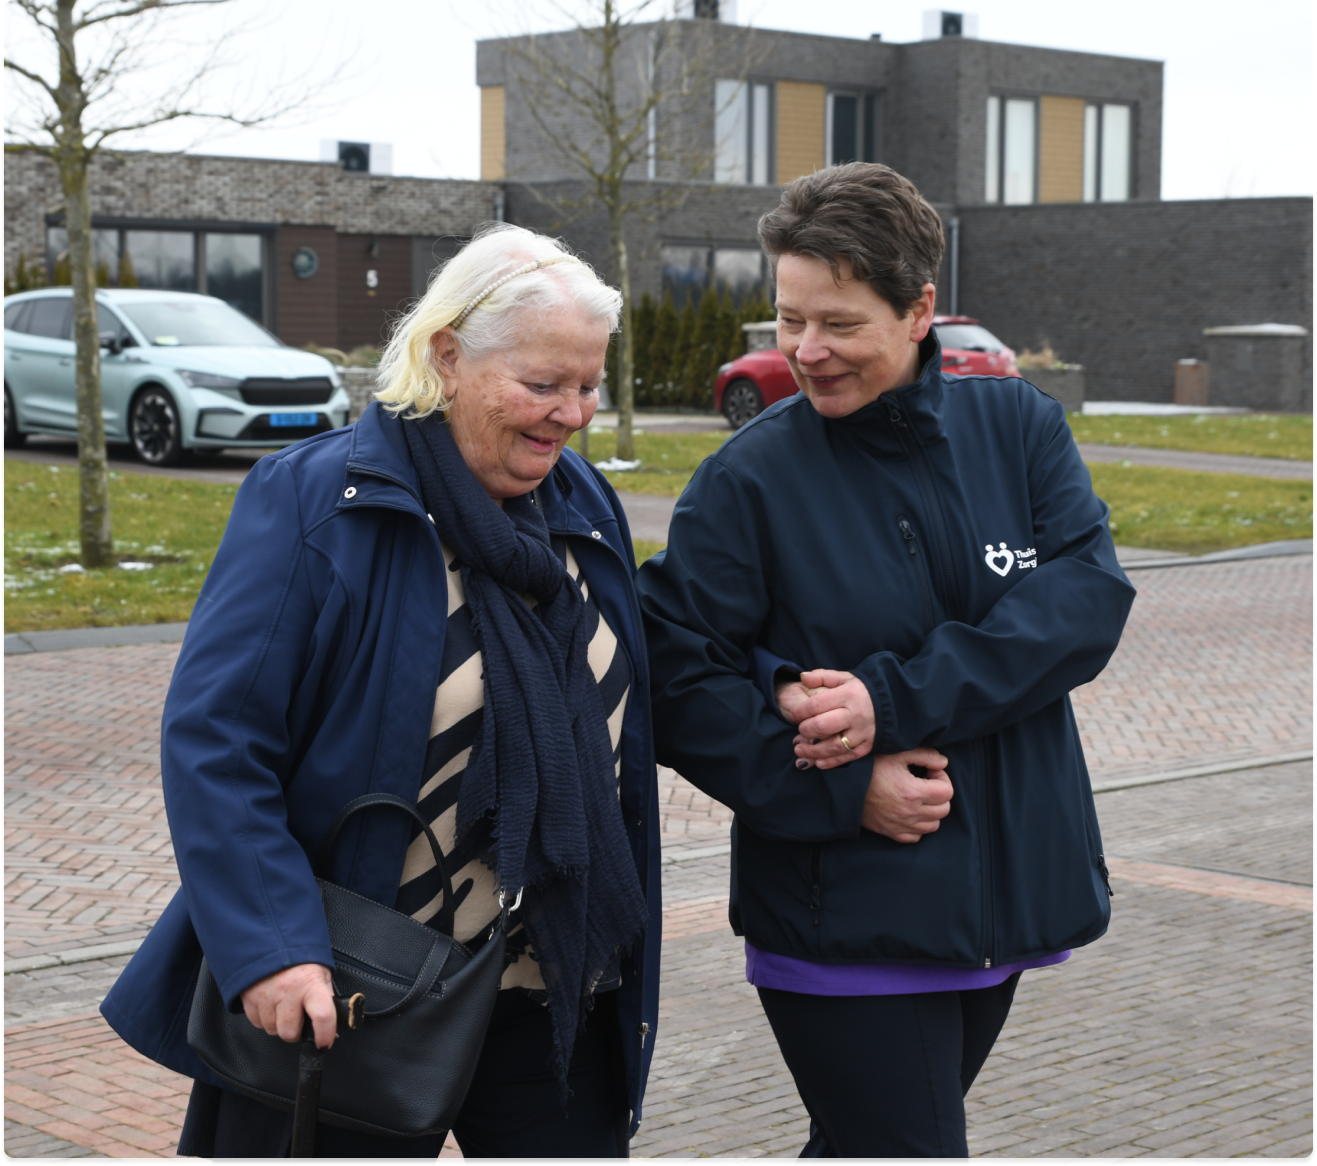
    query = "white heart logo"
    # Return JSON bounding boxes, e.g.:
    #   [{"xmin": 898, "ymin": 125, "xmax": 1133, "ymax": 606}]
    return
[{"xmin": 984, "ymin": 542, "xmax": 1013, "ymax": 577}]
